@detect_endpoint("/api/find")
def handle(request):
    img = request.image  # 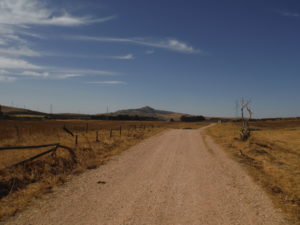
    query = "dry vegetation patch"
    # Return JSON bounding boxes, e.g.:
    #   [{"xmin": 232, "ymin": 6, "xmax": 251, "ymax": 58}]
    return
[{"xmin": 207, "ymin": 120, "xmax": 300, "ymax": 225}]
